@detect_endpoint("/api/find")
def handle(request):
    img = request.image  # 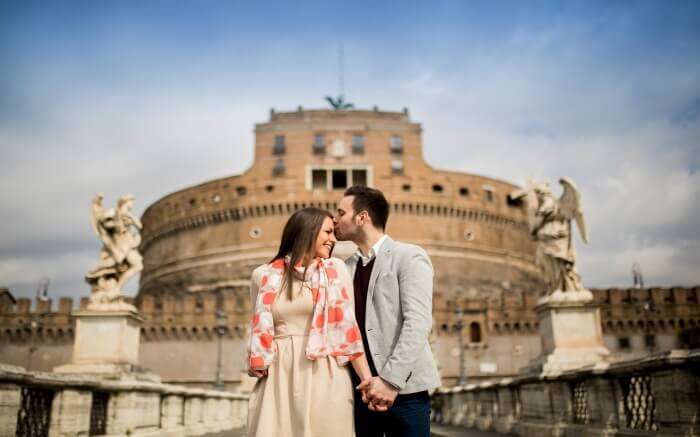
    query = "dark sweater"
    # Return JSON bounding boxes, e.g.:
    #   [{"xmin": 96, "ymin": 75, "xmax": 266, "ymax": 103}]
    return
[{"xmin": 354, "ymin": 257, "xmax": 378, "ymax": 376}]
